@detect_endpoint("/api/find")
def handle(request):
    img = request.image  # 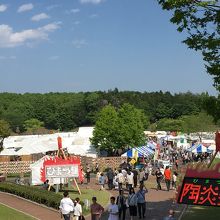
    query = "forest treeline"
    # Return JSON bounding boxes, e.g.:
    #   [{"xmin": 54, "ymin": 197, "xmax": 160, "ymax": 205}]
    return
[{"xmin": 0, "ymin": 90, "xmax": 213, "ymax": 132}]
